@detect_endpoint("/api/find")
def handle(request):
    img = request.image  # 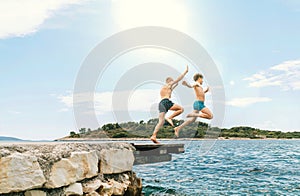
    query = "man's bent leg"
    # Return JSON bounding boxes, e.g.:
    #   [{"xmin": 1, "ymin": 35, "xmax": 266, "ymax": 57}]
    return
[{"xmin": 167, "ymin": 104, "xmax": 184, "ymax": 123}]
